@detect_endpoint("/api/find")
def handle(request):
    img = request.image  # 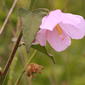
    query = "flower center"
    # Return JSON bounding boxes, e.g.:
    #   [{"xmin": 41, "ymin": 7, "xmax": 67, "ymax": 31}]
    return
[{"xmin": 55, "ymin": 24, "xmax": 63, "ymax": 35}]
